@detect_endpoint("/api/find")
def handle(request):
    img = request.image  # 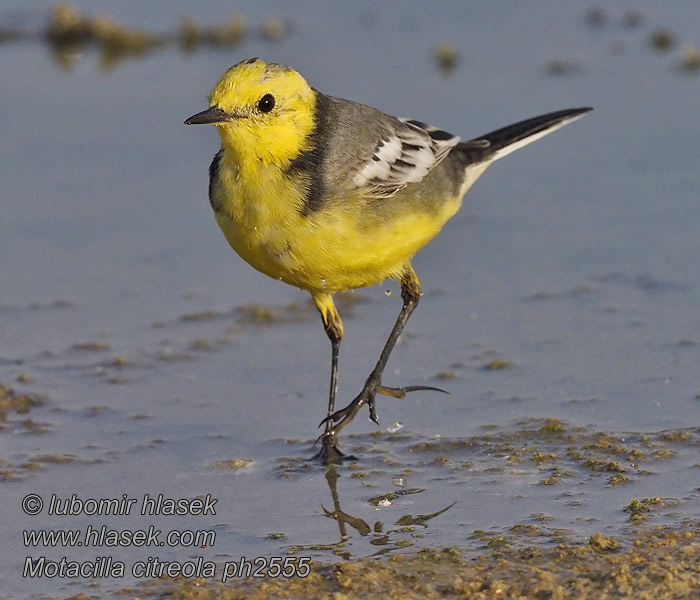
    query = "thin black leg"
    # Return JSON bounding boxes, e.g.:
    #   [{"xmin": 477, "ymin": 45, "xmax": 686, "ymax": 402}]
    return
[
  {"xmin": 312, "ymin": 293, "xmax": 346, "ymax": 462},
  {"xmin": 319, "ymin": 265, "xmax": 444, "ymax": 446}
]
